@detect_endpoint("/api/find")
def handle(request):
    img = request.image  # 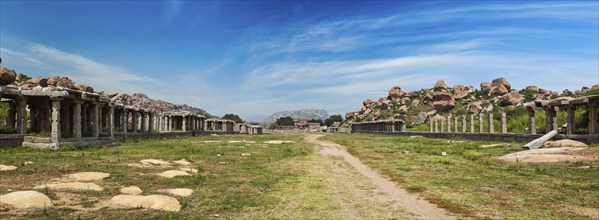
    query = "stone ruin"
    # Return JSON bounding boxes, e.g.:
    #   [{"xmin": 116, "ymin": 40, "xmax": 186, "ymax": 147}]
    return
[{"xmin": 0, "ymin": 66, "xmax": 263, "ymax": 148}]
